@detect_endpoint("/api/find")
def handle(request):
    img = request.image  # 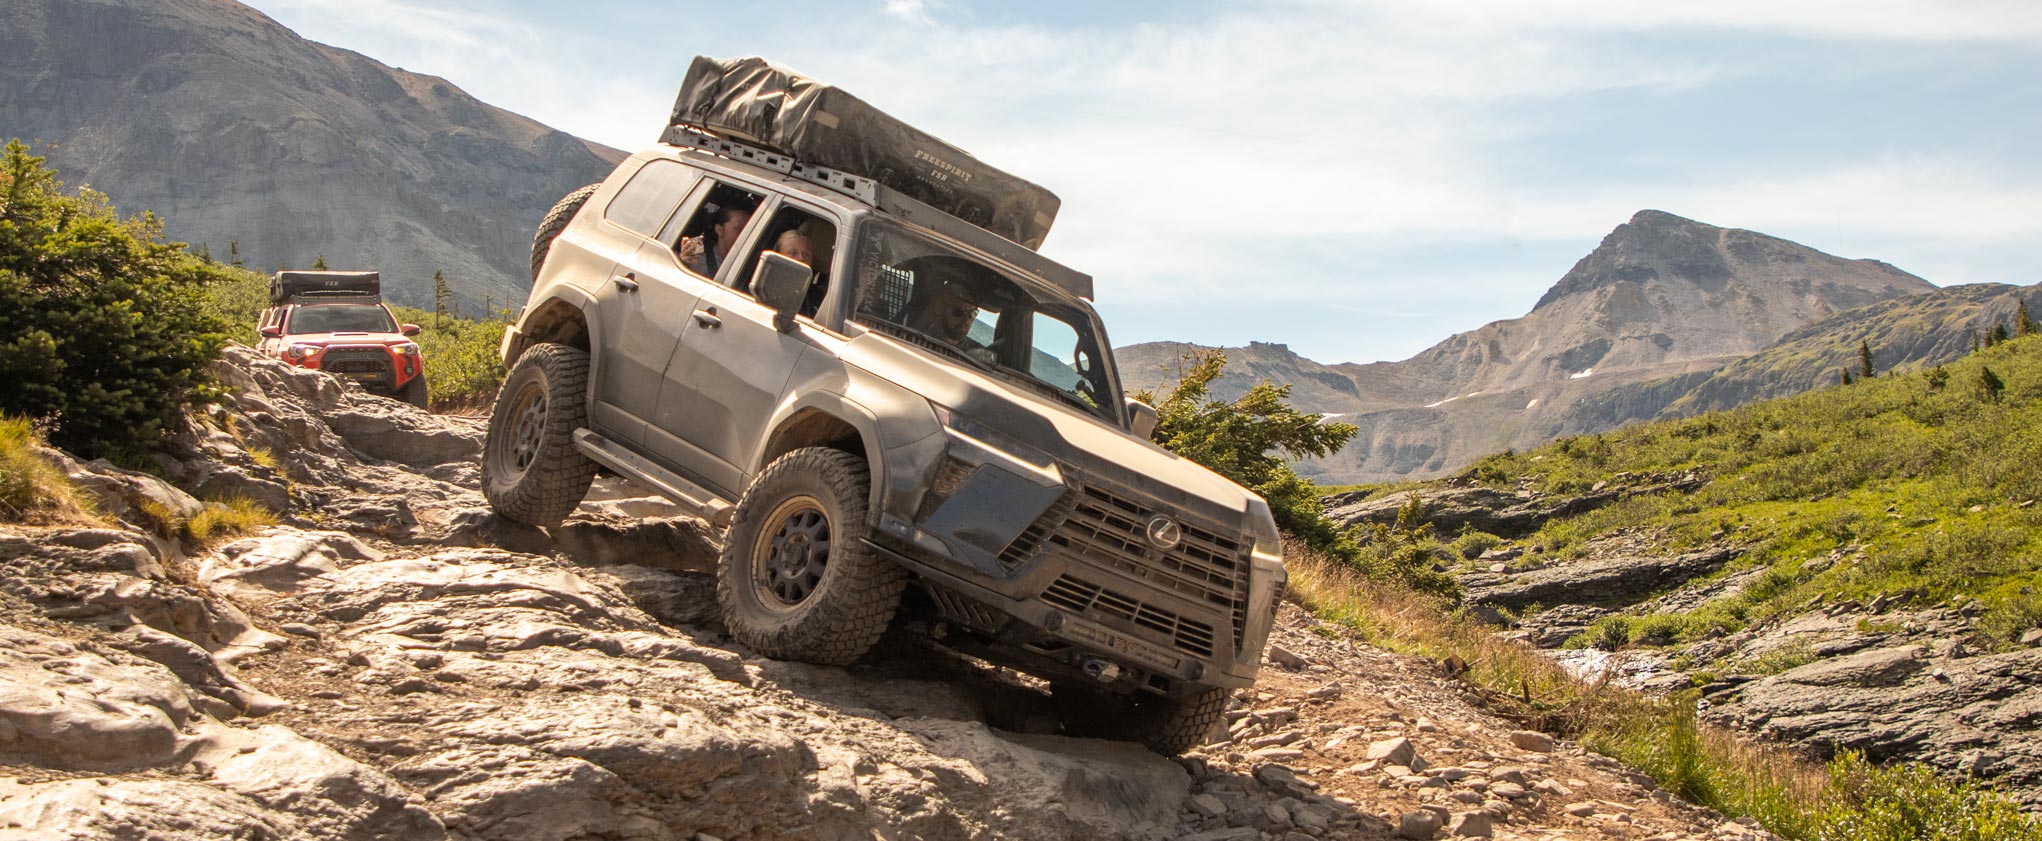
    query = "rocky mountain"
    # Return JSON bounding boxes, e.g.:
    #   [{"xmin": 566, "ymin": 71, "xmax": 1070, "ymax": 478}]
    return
[
  {"xmin": 1121, "ymin": 211, "xmax": 1940, "ymax": 484},
  {"xmin": 0, "ymin": 348, "xmax": 1762, "ymax": 840},
  {"xmin": 0, "ymin": 0, "xmax": 622, "ymax": 310}
]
